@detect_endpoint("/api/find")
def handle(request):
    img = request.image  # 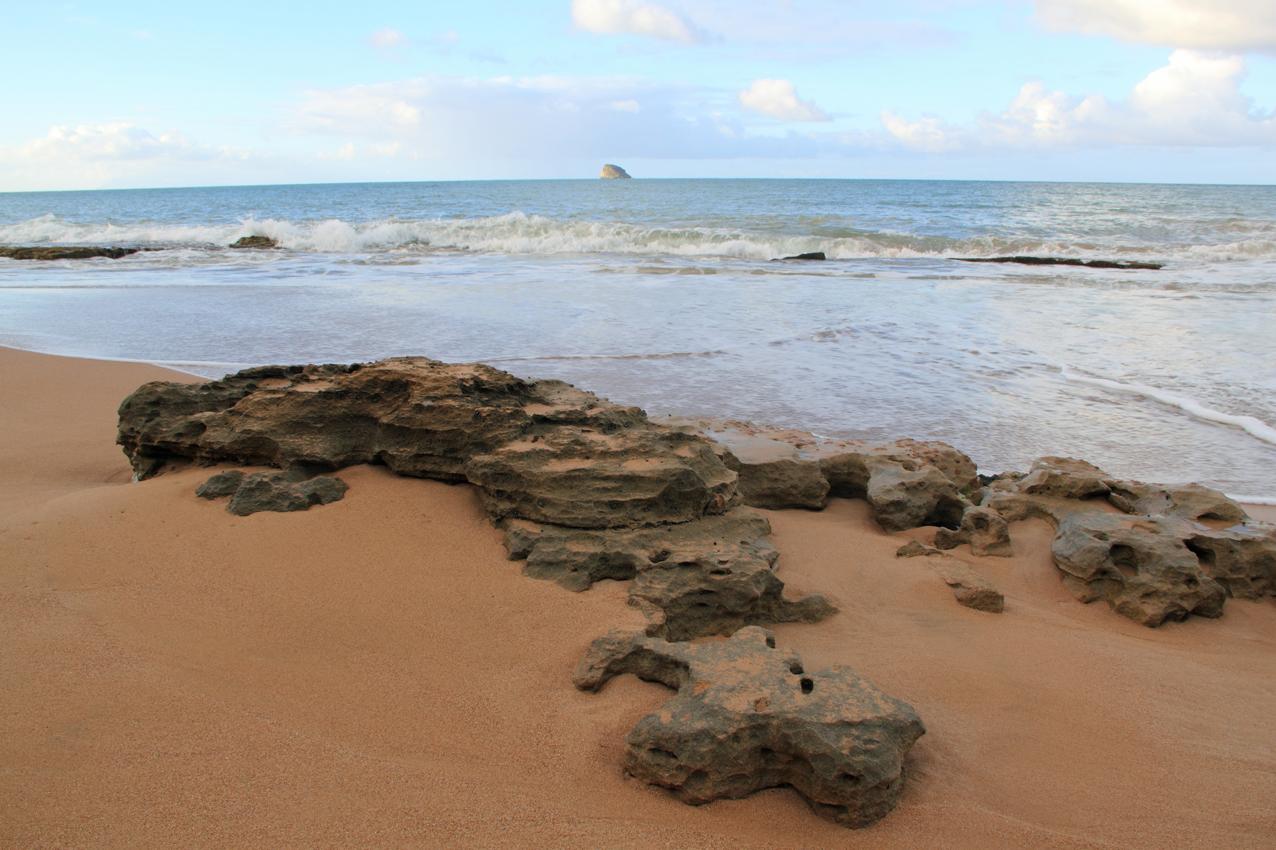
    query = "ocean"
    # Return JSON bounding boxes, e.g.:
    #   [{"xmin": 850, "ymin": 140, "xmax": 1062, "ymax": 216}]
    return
[{"xmin": 1, "ymin": 178, "xmax": 1273, "ymax": 499}]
